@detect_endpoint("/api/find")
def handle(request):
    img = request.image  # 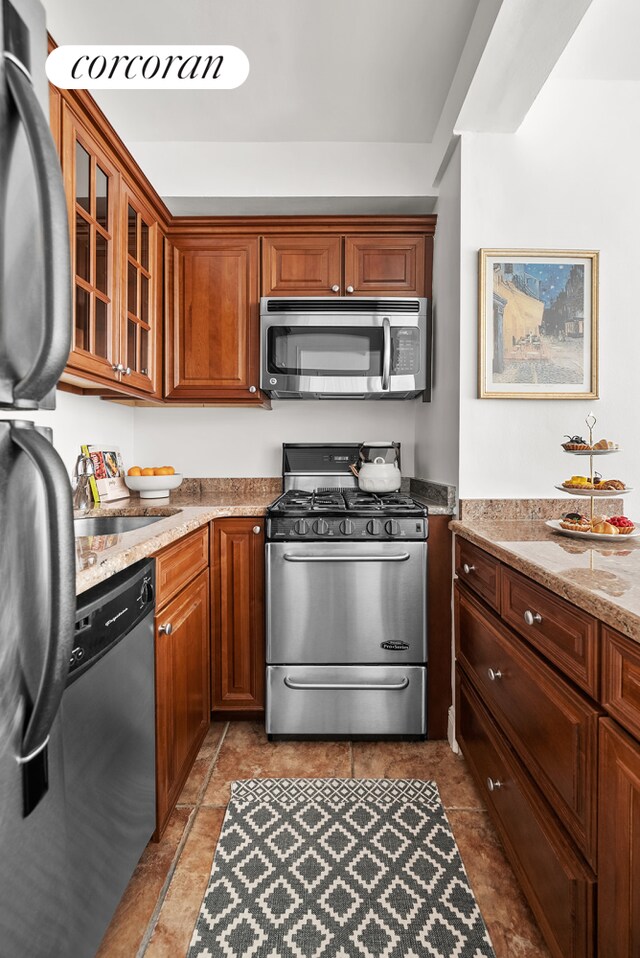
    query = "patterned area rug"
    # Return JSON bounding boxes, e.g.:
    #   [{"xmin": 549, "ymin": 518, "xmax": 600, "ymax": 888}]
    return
[{"xmin": 188, "ymin": 779, "xmax": 495, "ymax": 958}]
